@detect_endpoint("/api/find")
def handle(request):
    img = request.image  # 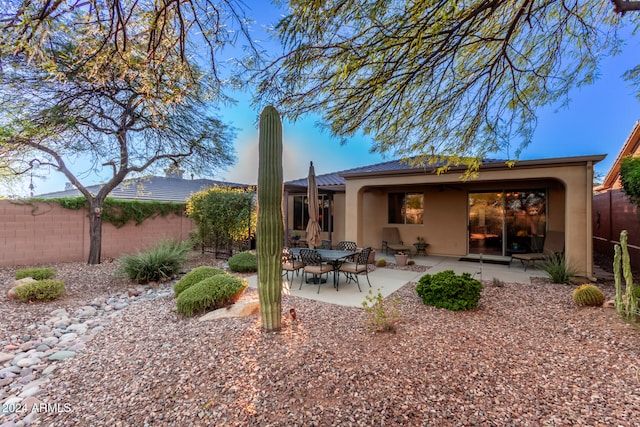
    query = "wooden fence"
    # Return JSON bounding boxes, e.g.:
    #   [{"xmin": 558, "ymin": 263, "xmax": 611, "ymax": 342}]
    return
[{"xmin": 0, "ymin": 200, "xmax": 195, "ymax": 267}]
